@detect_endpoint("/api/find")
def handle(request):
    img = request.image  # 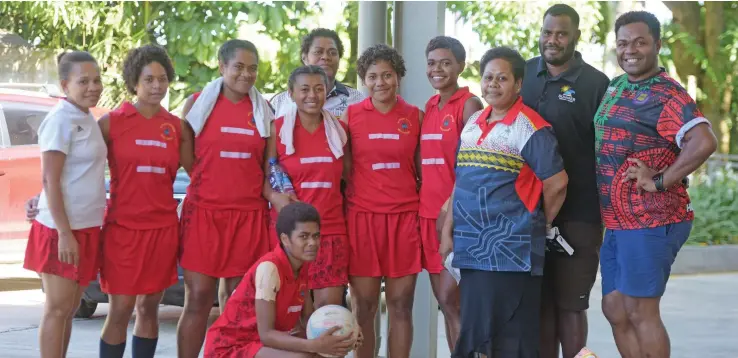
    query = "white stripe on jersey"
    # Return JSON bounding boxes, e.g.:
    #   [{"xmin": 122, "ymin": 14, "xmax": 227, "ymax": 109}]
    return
[
  {"xmin": 421, "ymin": 134, "xmax": 443, "ymax": 141},
  {"xmin": 421, "ymin": 158, "xmax": 445, "ymax": 165},
  {"xmin": 300, "ymin": 156, "xmax": 333, "ymax": 164},
  {"xmin": 371, "ymin": 162, "xmax": 401, "ymax": 170},
  {"xmin": 300, "ymin": 182, "xmax": 333, "ymax": 189},
  {"xmin": 220, "ymin": 151, "xmax": 252, "ymax": 159},
  {"xmin": 221, "ymin": 127, "xmax": 255, "ymax": 136},
  {"xmin": 368, "ymin": 133, "xmax": 400, "ymax": 140},
  {"xmin": 135, "ymin": 139, "xmax": 167, "ymax": 148},
  {"xmin": 136, "ymin": 166, "xmax": 166, "ymax": 174},
  {"xmin": 287, "ymin": 305, "xmax": 303, "ymax": 313}
]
